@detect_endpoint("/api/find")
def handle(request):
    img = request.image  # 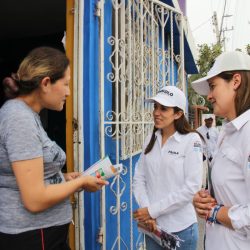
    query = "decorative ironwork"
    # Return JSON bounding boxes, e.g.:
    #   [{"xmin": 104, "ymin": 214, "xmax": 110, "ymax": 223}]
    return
[
  {"xmin": 100, "ymin": 0, "xmax": 186, "ymax": 249},
  {"xmin": 191, "ymin": 94, "xmax": 206, "ymax": 106}
]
